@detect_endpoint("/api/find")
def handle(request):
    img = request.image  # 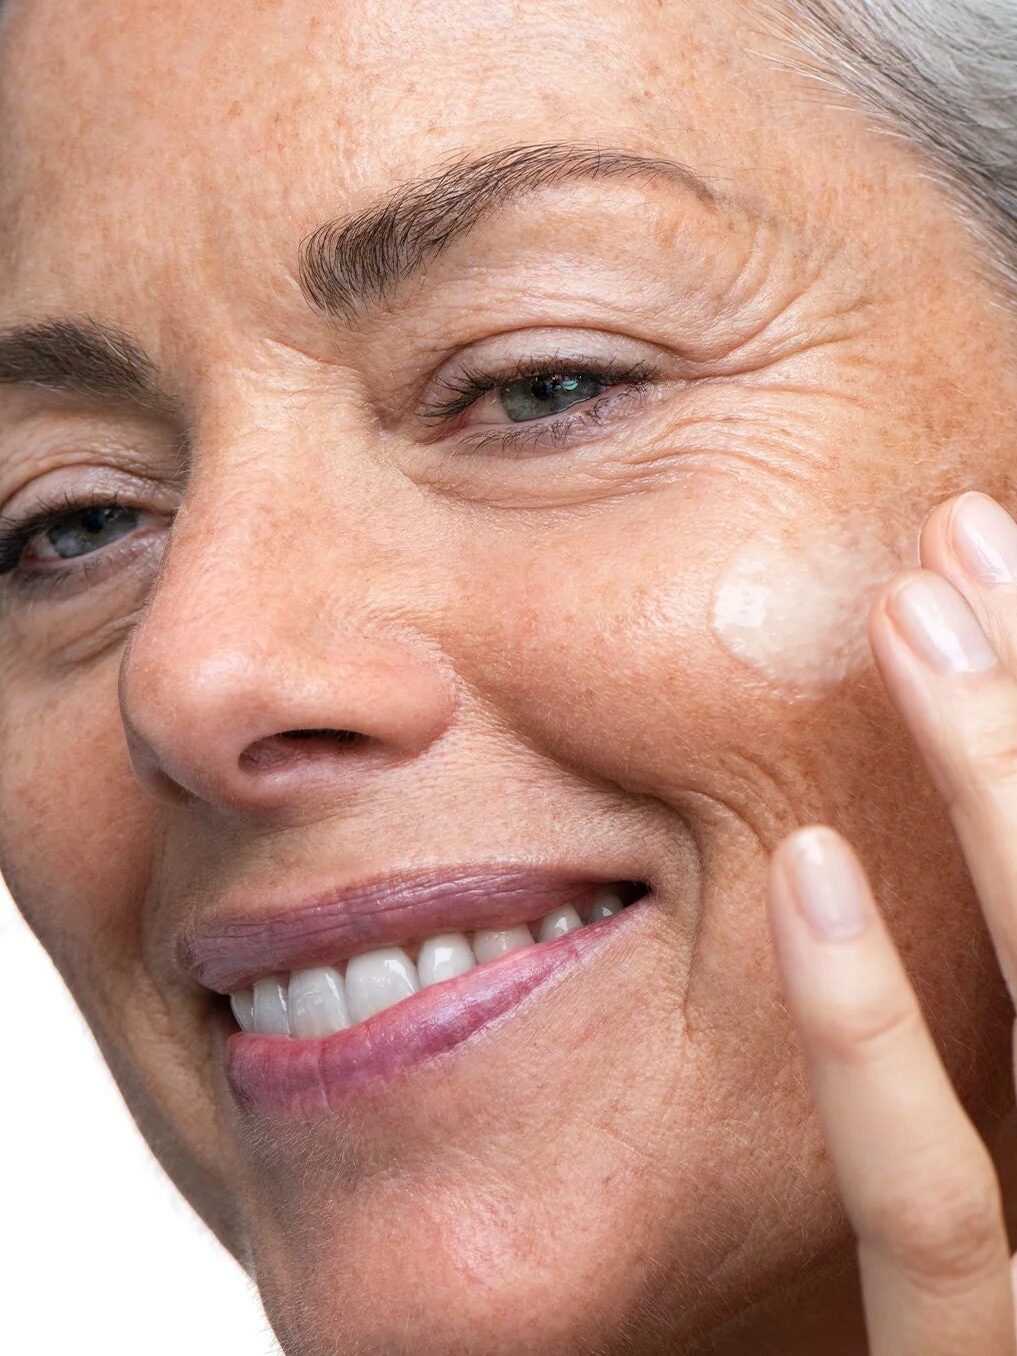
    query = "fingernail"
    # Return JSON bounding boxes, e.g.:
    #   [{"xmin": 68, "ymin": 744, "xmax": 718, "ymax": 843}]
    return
[
  {"xmin": 782, "ymin": 828, "xmax": 869, "ymax": 943},
  {"xmin": 952, "ymin": 492, "xmax": 1017, "ymax": 584},
  {"xmin": 888, "ymin": 573, "xmax": 998, "ymax": 674}
]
